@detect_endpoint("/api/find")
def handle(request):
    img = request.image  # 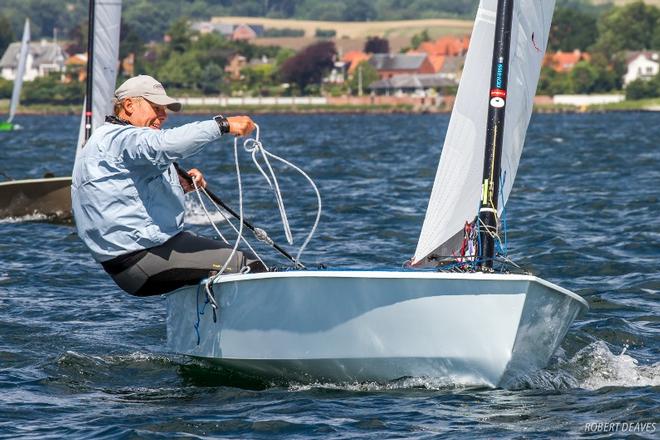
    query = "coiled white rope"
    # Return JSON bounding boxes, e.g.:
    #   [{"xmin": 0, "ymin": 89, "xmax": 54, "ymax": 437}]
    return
[
  {"xmin": 188, "ymin": 123, "xmax": 321, "ymax": 306},
  {"xmin": 244, "ymin": 124, "xmax": 322, "ymax": 264},
  {"xmin": 243, "ymin": 126, "xmax": 293, "ymax": 245}
]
